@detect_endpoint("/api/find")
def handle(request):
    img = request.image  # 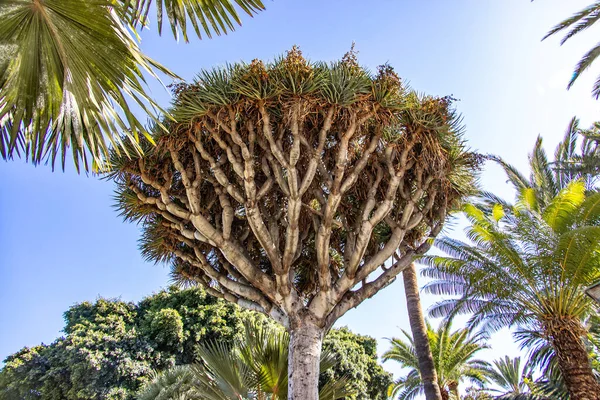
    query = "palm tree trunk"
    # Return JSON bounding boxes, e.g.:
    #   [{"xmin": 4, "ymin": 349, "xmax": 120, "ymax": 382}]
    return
[
  {"xmin": 546, "ymin": 319, "xmax": 600, "ymax": 400},
  {"xmin": 440, "ymin": 388, "xmax": 449, "ymax": 400},
  {"xmin": 403, "ymin": 262, "xmax": 443, "ymax": 400},
  {"xmin": 288, "ymin": 320, "xmax": 323, "ymax": 400},
  {"xmin": 448, "ymin": 381, "xmax": 459, "ymax": 399}
]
